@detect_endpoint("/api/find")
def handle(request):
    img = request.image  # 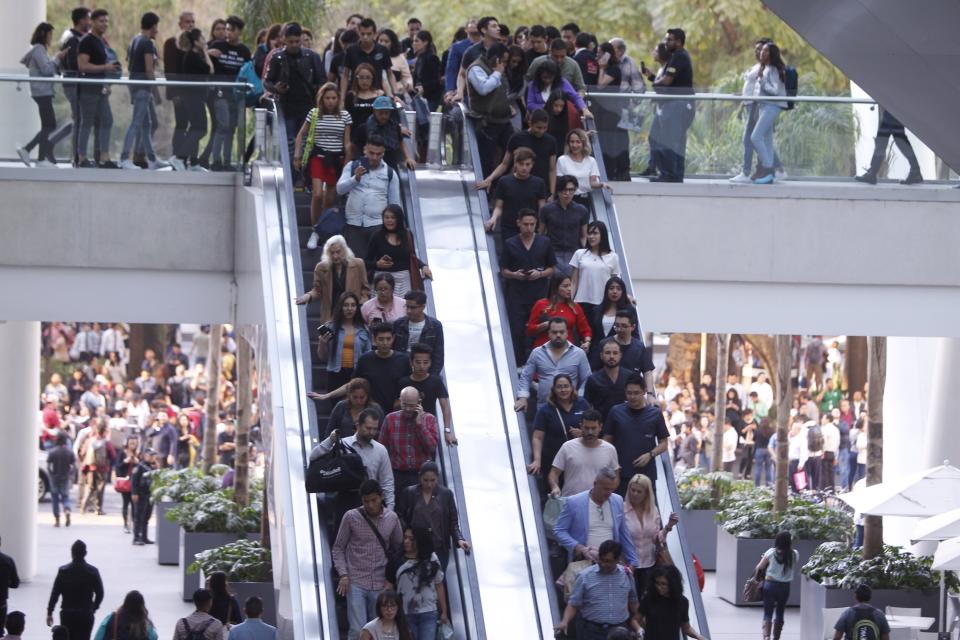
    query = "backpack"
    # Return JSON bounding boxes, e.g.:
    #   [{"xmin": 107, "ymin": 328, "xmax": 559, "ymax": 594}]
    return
[
  {"xmin": 236, "ymin": 59, "xmax": 263, "ymax": 107},
  {"xmin": 807, "ymin": 424, "xmax": 824, "ymax": 453},
  {"xmin": 784, "ymin": 66, "xmax": 798, "ymax": 110},
  {"xmin": 179, "ymin": 618, "xmax": 215, "ymax": 640},
  {"xmin": 851, "ymin": 606, "xmax": 881, "ymax": 640},
  {"xmin": 349, "ymin": 158, "xmax": 395, "ymax": 185}
]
